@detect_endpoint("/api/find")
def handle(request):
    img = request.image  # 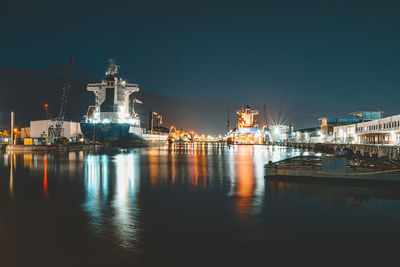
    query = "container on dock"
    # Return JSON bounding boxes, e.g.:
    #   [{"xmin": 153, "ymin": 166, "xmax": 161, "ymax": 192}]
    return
[{"xmin": 24, "ymin": 138, "xmax": 33, "ymax": 145}]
